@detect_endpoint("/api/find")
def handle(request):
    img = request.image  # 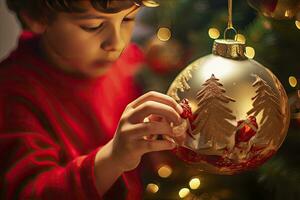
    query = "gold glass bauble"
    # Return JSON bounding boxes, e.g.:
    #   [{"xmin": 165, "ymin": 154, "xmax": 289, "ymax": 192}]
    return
[{"xmin": 167, "ymin": 39, "xmax": 290, "ymax": 175}]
